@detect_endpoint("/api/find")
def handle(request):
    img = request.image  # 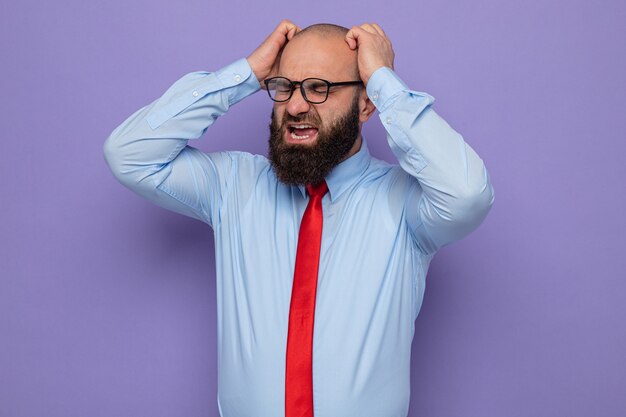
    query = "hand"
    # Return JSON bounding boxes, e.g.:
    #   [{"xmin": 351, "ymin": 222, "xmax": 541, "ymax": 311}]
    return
[
  {"xmin": 247, "ymin": 19, "xmax": 301, "ymax": 87},
  {"xmin": 345, "ymin": 23, "xmax": 395, "ymax": 86}
]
